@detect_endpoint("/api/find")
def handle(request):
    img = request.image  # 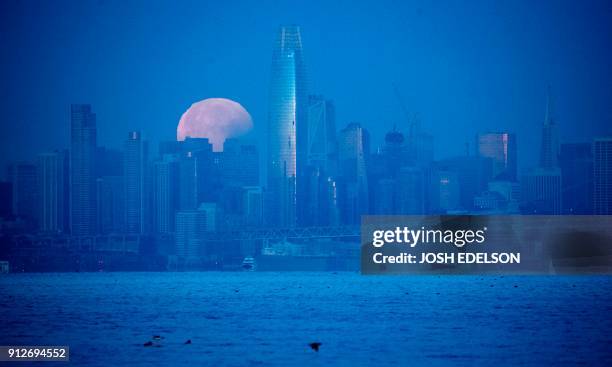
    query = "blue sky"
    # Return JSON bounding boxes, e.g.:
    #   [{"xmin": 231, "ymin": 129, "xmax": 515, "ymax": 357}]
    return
[{"xmin": 1, "ymin": 0, "xmax": 611, "ymax": 174}]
